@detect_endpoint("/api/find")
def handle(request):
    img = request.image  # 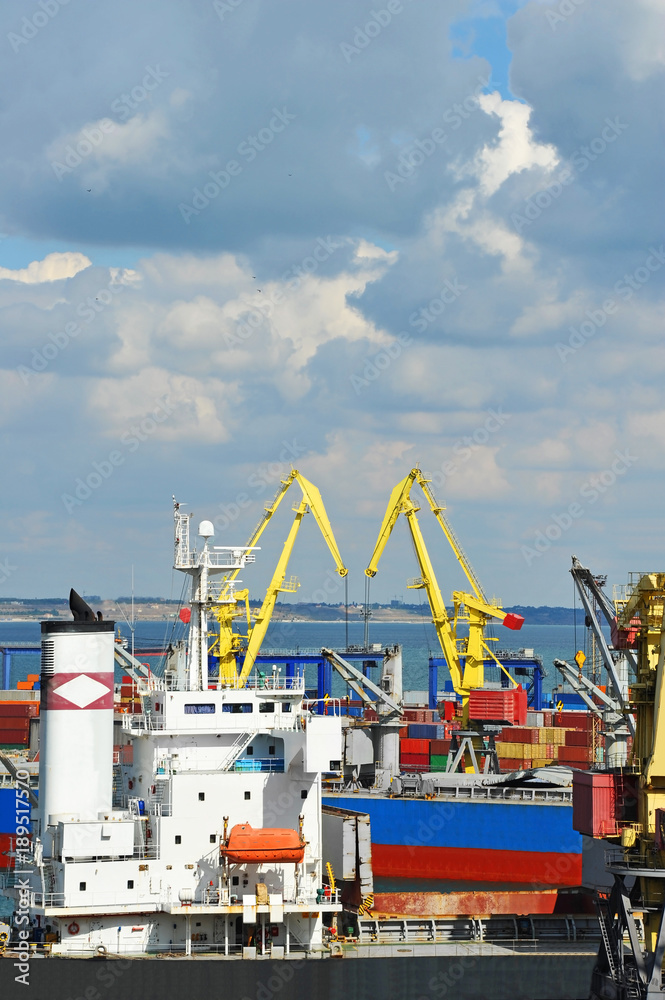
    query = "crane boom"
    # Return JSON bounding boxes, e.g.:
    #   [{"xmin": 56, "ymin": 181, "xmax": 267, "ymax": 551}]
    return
[
  {"xmin": 364, "ymin": 470, "xmax": 523, "ymax": 722},
  {"xmin": 214, "ymin": 470, "xmax": 347, "ymax": 687}
]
